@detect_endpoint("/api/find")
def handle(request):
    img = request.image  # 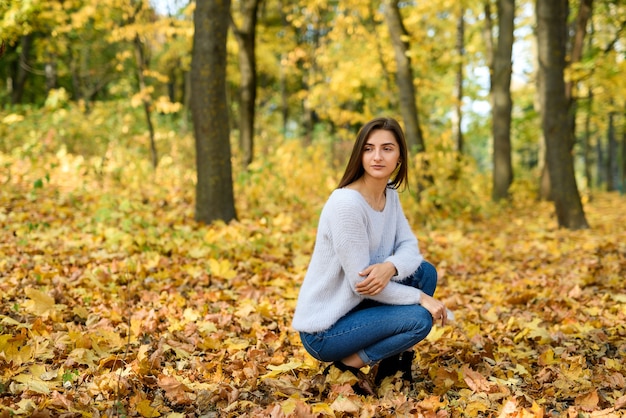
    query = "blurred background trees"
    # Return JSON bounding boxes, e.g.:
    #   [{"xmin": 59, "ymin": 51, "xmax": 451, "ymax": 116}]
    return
[{"xmin": 1, "ymin": 0, "xmax": 624, "ymax": 227}]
